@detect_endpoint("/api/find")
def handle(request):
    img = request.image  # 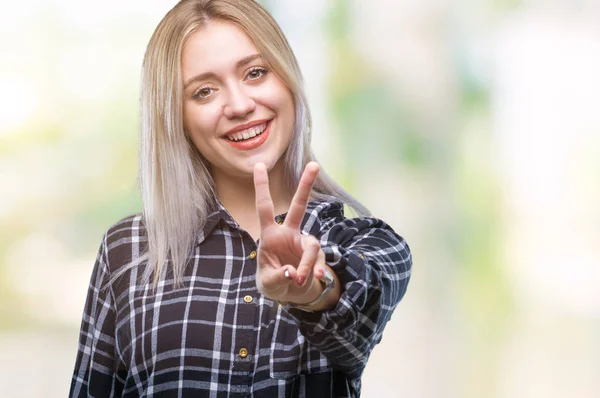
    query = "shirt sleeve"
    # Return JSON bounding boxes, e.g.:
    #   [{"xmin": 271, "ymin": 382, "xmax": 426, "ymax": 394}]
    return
[
  {"xmin": 286, "ymin": 214, "xmax": 412, "ymax": 380},
  {"xmin": 70, "ymin": 236, "xmax": 123, "ymax": 397}
]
